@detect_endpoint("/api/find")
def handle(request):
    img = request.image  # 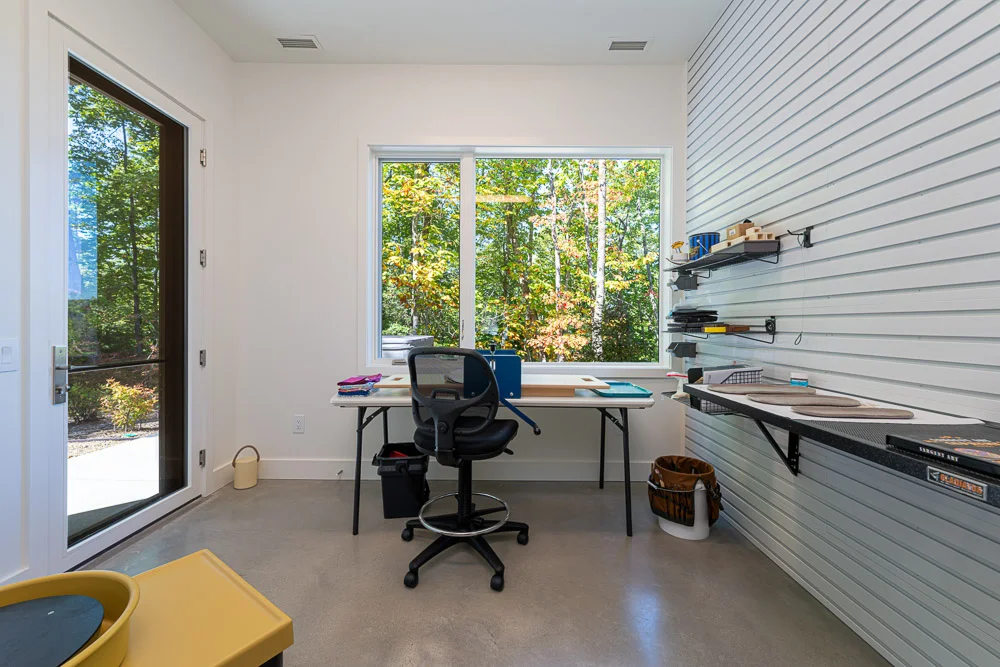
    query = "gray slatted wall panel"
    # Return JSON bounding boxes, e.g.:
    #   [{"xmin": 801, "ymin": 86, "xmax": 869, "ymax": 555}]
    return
[{"xmin": 684, "ymin": 1, "xmax": 1000, "ymax": 665}]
